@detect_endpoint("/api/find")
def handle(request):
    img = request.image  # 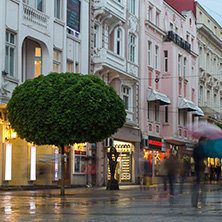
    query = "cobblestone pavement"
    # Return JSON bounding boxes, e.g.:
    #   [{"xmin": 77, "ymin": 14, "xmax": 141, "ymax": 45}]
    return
[{"xmin": 1, "ymin": 183, "xmax": 222, "ymax": 221}]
